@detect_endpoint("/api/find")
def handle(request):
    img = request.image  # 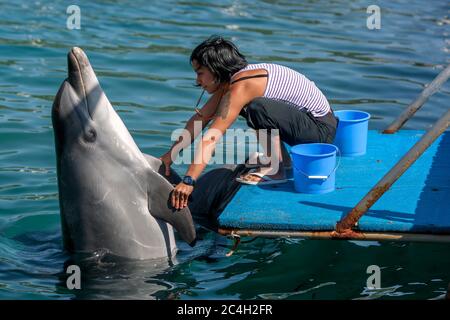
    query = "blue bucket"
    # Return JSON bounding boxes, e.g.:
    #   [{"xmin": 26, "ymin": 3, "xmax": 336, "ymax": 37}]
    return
[
  {"xmin": 290, "ymin": 143, "xmax": 338, "ymax": 194},
  {"xmin": 333, "ymin": 110, "xmax": 371, "ymax": 156}
]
